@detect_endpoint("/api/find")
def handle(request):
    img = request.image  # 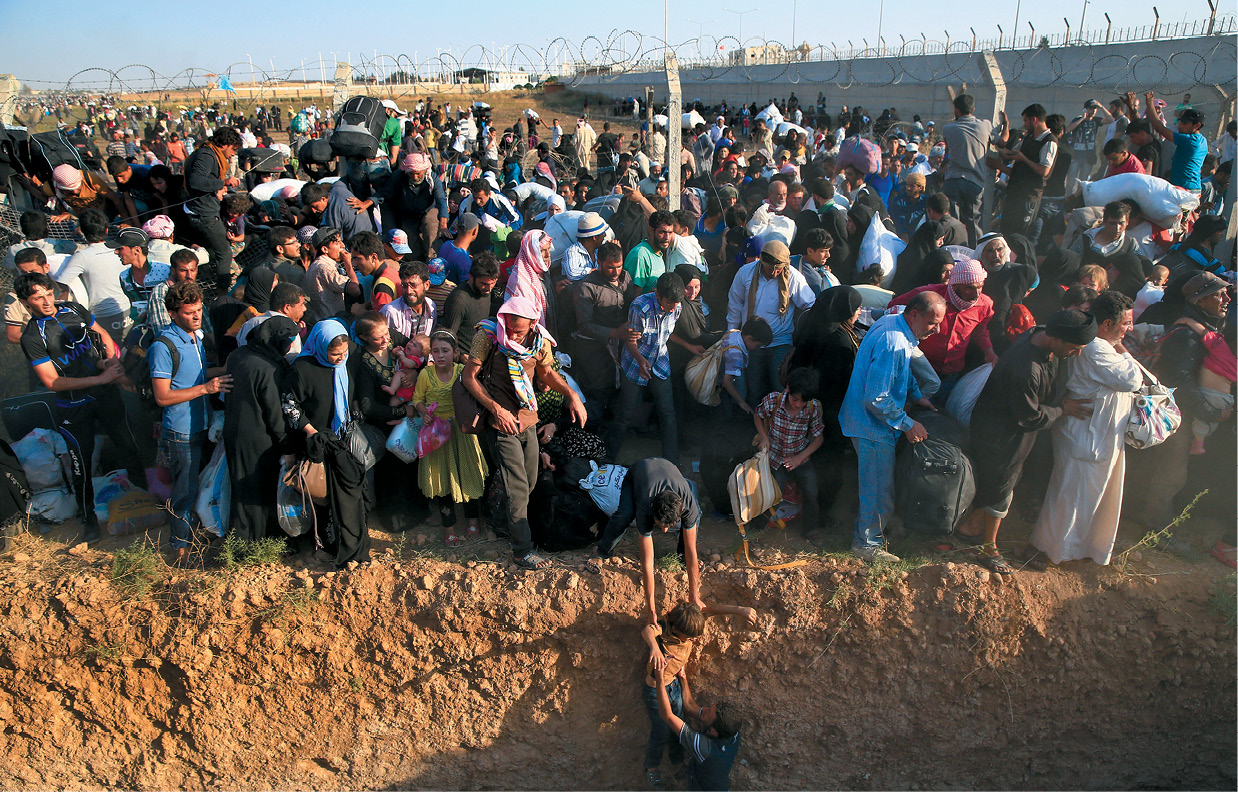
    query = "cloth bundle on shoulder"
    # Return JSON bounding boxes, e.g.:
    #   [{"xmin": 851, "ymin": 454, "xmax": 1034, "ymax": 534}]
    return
[
  {"xmin": 1080, "ymin": 174, "xmax": 1200, "ymax": 226},
  {"xmin": 838, "ymin": 137, "xmax": 881, "ymax": 175},
  {"xmin": 856, "ymin": 217, "xmax": 906, "ymax": 286},
  {"xmin": 727, "ymin": 450, "xmax": 780, "ymax": 526}
]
